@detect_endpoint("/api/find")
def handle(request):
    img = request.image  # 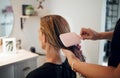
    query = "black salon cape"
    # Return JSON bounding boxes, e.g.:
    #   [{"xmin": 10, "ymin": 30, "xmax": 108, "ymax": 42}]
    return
[
  {"xmin": 26, "ymin": 59, "xmax": 76, "ymax": 78},
  {"xmin": 108, "ymin": 18, "xmax": 120, "ymax": 67}
]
